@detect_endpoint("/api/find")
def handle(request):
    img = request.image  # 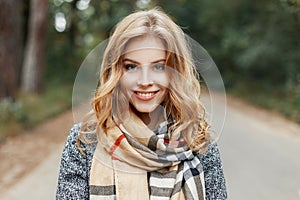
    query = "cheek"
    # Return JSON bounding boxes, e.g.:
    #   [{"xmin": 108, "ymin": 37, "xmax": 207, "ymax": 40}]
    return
[
  {"xmin": 161, "ymin": 74, "xmax": 170, "ymax": 88},
  {"xmin": 120, "ymin": 74, "xmax": 135, "ymax": 93},
  {"xmin": 164, "ymin": 75, "xmax": 170, "ymax": 87},
  {"xmin": 153, "ymin": 73, "xmax": 170, "ymax": 88}
]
